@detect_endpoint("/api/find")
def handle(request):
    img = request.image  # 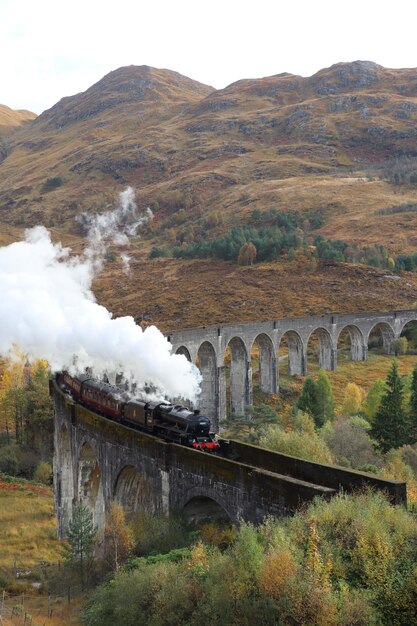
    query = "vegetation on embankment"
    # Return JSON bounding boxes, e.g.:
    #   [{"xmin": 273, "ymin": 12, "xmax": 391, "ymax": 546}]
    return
[{"xmin": 83, "ymin": 491, "xmax": 417, "ymax": 626}]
